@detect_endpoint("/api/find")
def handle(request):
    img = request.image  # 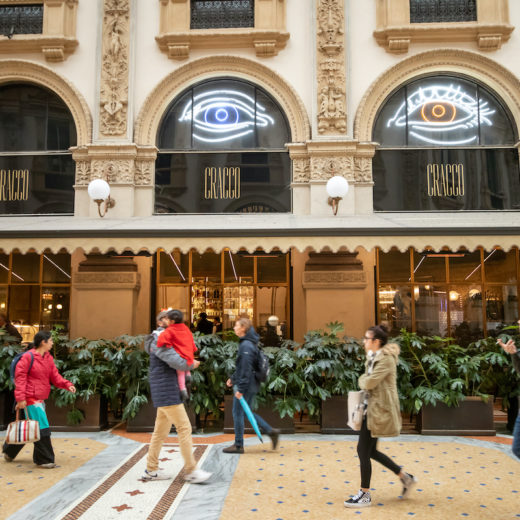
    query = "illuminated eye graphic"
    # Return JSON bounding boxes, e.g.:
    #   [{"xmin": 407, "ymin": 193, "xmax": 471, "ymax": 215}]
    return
[
  {"xmin": 386, "ymin": 84, "xmax": 495, "ymax": 145},
  {"xmin": 179, "ymin": 90, "xmax": 274, "ymax": 143}
]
